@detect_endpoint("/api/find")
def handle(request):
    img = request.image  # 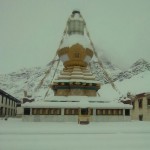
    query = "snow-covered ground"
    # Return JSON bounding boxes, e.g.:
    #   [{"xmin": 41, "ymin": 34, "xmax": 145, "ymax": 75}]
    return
[{"xmin": 0, "ymin": 118, "xmax": 150, "ymax": 150}]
